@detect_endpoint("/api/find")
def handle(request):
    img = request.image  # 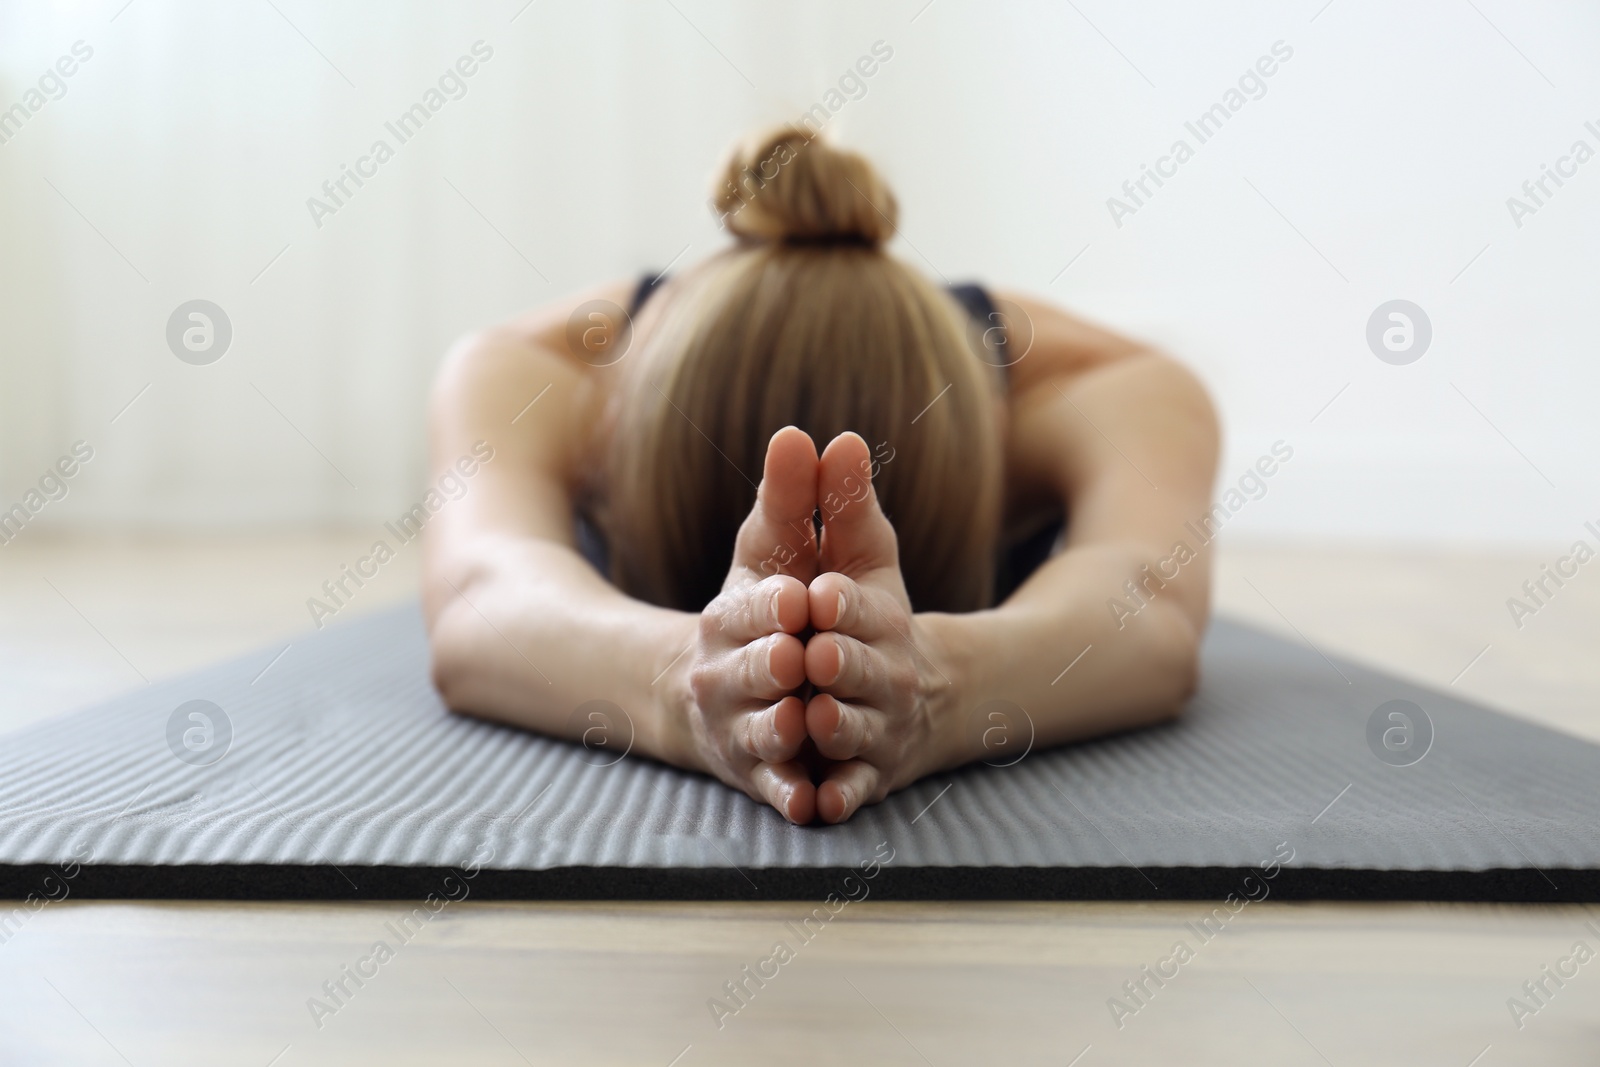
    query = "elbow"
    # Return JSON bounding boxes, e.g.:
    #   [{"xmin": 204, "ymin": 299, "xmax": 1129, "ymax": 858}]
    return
[
  {"xmin": 428, "ymin": 642, "xmax": 471, "ymax": 716},
  {"xmin": 425, "ymin": 603, "xmax": 477, "ymax": 716},
  {"xmin": 422, "ymin": 550, "xmax": 500, "ymax": 716},
  {"xmin": 1147, "ymin": 601, "xmax": 1203, "ymax": 721}
]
